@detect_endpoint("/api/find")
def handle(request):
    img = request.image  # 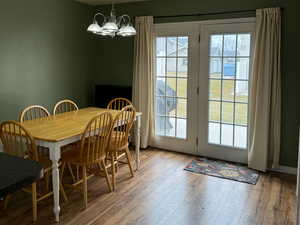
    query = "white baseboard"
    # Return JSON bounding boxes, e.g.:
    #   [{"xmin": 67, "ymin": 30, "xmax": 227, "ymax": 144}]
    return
[{"xmin": 270, "ymin": 165, "xmax": 297, "ymax": 175}]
